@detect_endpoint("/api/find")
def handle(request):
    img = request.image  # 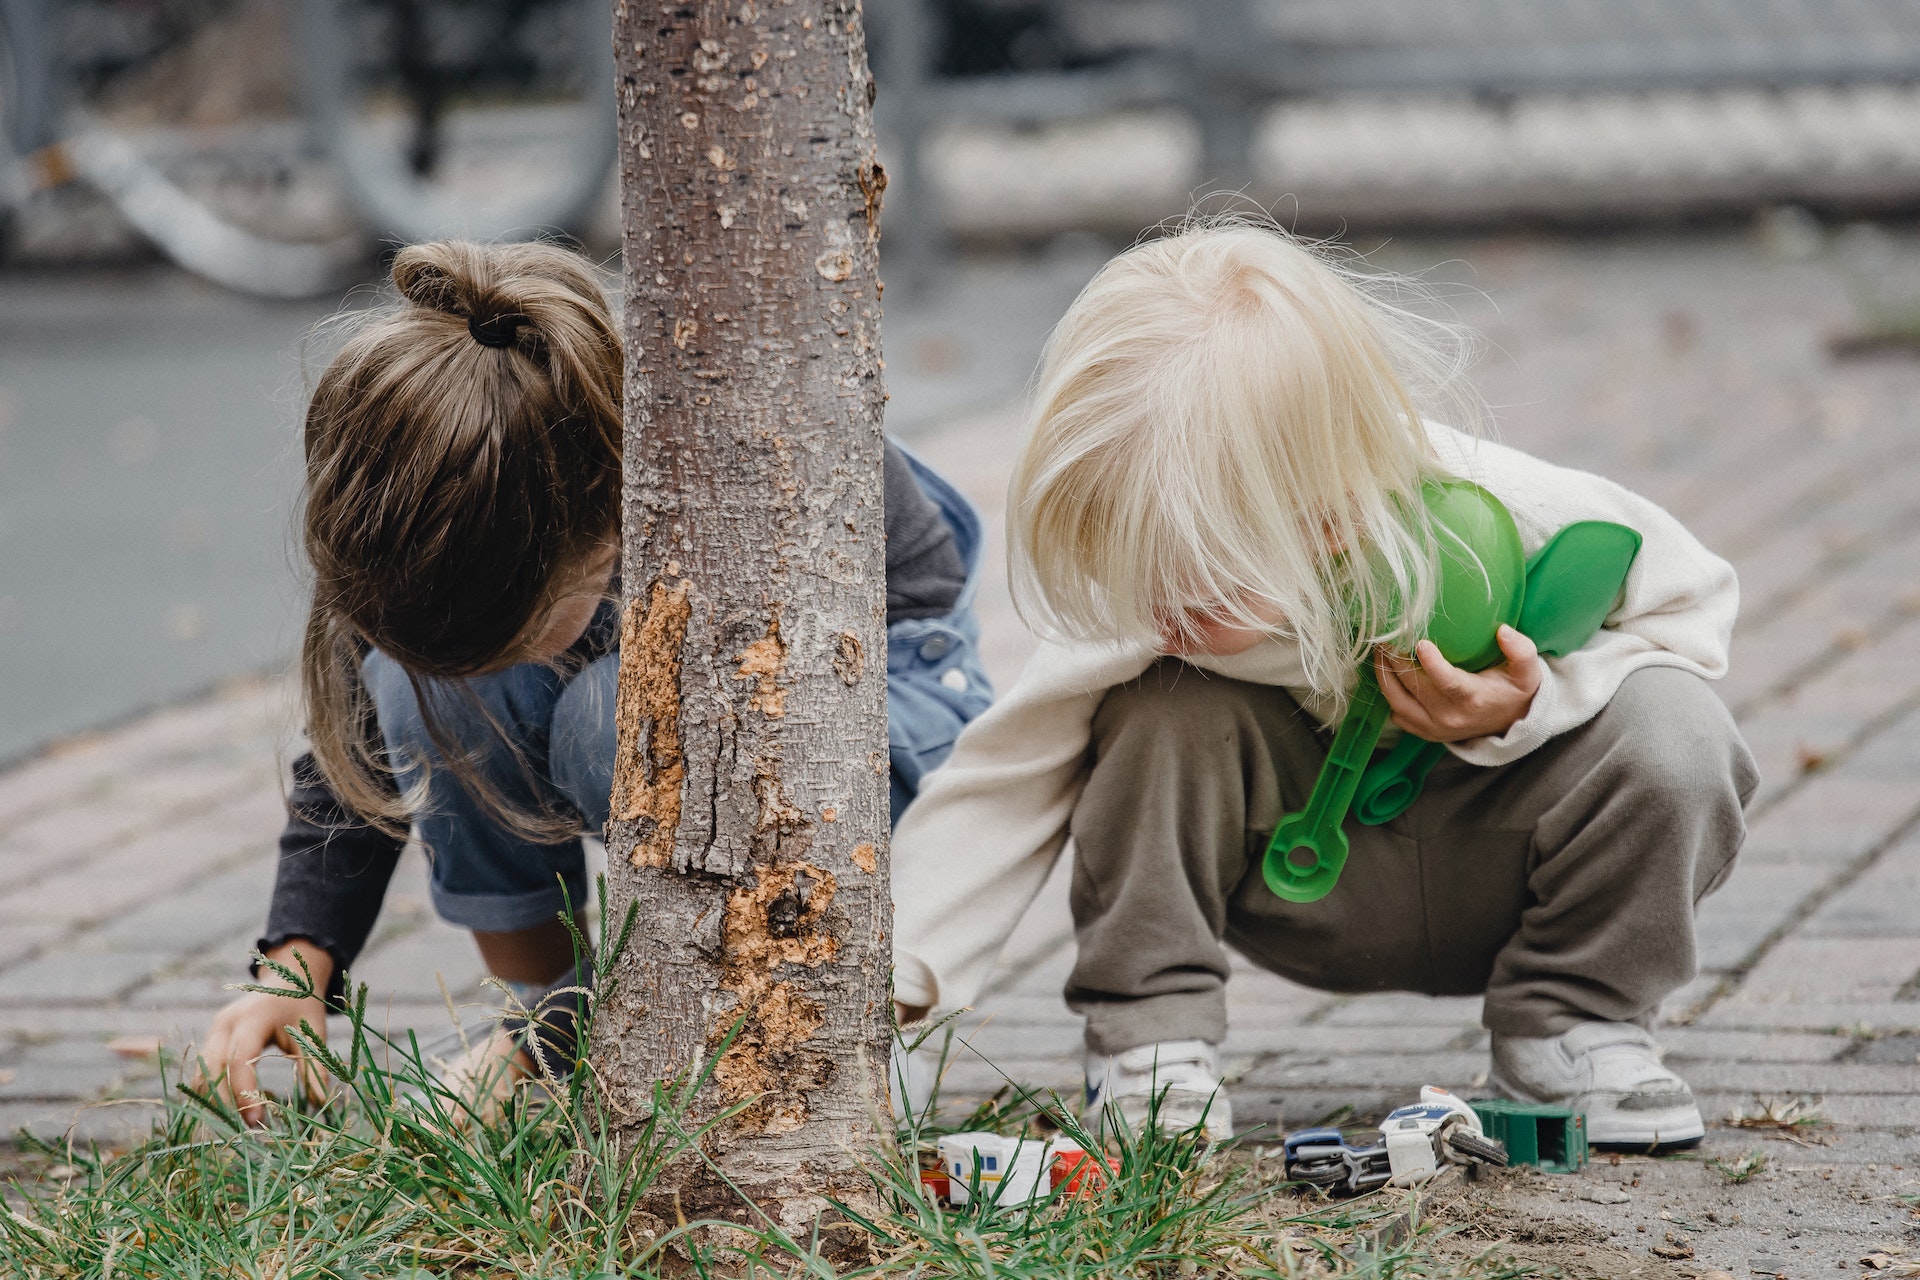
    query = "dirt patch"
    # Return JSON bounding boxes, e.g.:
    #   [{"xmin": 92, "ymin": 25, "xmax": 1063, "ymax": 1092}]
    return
[{"xmin": 1414, "ymin": 1149, "xmax": 1915, "ymax": 1277}]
